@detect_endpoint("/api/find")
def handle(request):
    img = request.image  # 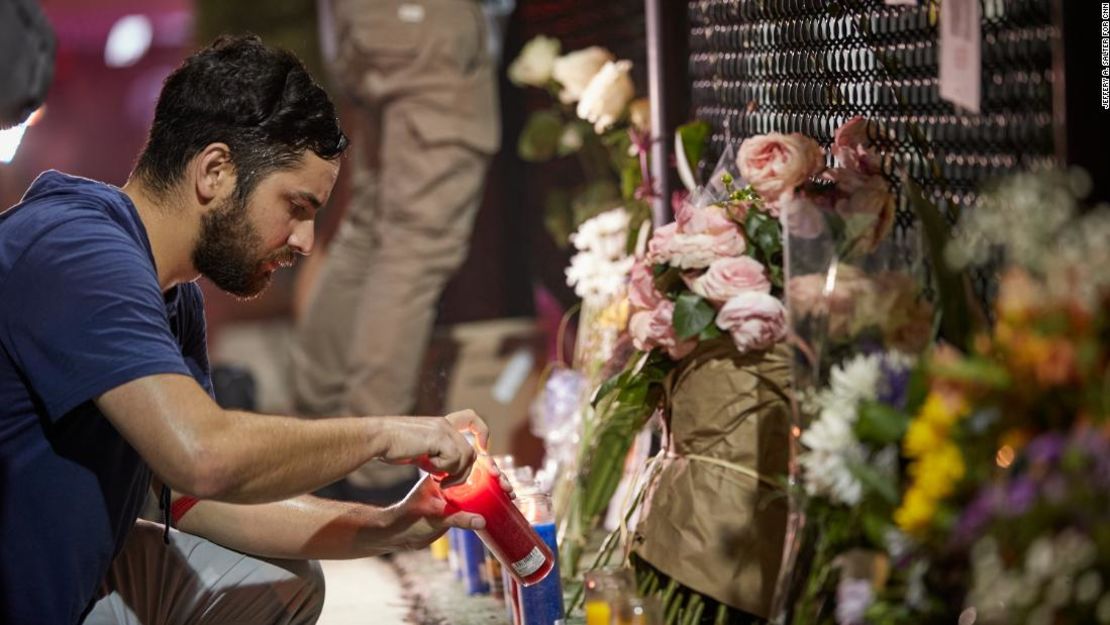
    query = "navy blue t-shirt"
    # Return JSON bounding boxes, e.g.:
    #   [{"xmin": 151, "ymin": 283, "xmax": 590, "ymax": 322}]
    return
[{"xmin": 0, "ymin": 171, "xmax": 213, "ymax": 625}]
